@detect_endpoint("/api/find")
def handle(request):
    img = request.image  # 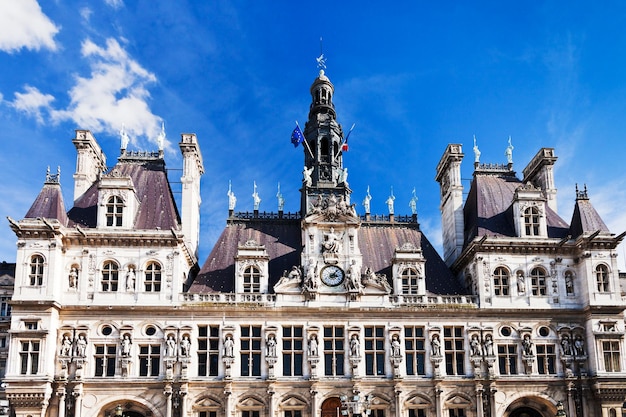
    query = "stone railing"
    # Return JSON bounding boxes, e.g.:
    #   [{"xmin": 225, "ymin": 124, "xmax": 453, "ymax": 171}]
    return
[
  {"xmin": 390, "ymin": 294, "xmax": 478, "ymax": 307},
  {"xmin": 182, "ymin": 293, "xmax": 277, "ymax": 304}
]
